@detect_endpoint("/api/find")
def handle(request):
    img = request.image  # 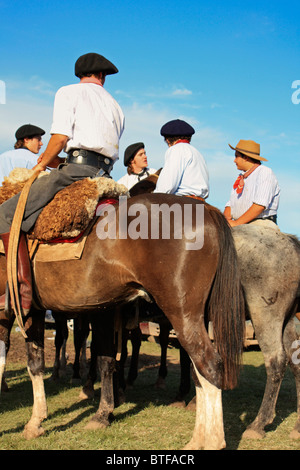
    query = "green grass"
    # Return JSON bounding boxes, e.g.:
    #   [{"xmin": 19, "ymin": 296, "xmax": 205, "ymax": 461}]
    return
[{"xmin": 0, "ymin": 333, "xmax": 300, "ymax": 450}]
